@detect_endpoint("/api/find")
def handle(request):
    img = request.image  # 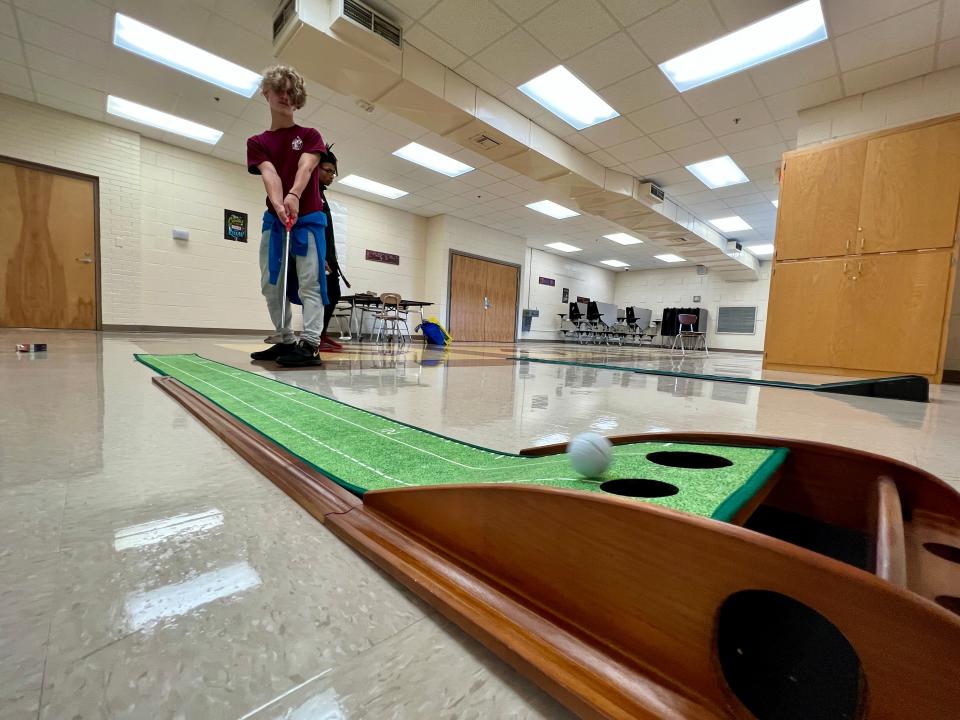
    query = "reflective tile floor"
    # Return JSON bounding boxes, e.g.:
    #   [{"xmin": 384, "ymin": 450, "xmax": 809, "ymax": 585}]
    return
[{"xmin": 3, "ymin": 330, "xmax": 959, "ymax": 719}]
